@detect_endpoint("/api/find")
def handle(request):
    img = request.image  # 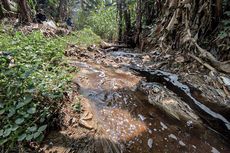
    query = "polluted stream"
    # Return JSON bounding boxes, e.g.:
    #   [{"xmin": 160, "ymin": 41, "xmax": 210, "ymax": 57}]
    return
[{"xmin": 44, "ymin": 48, "xmax": 230, "ymax": 153}]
